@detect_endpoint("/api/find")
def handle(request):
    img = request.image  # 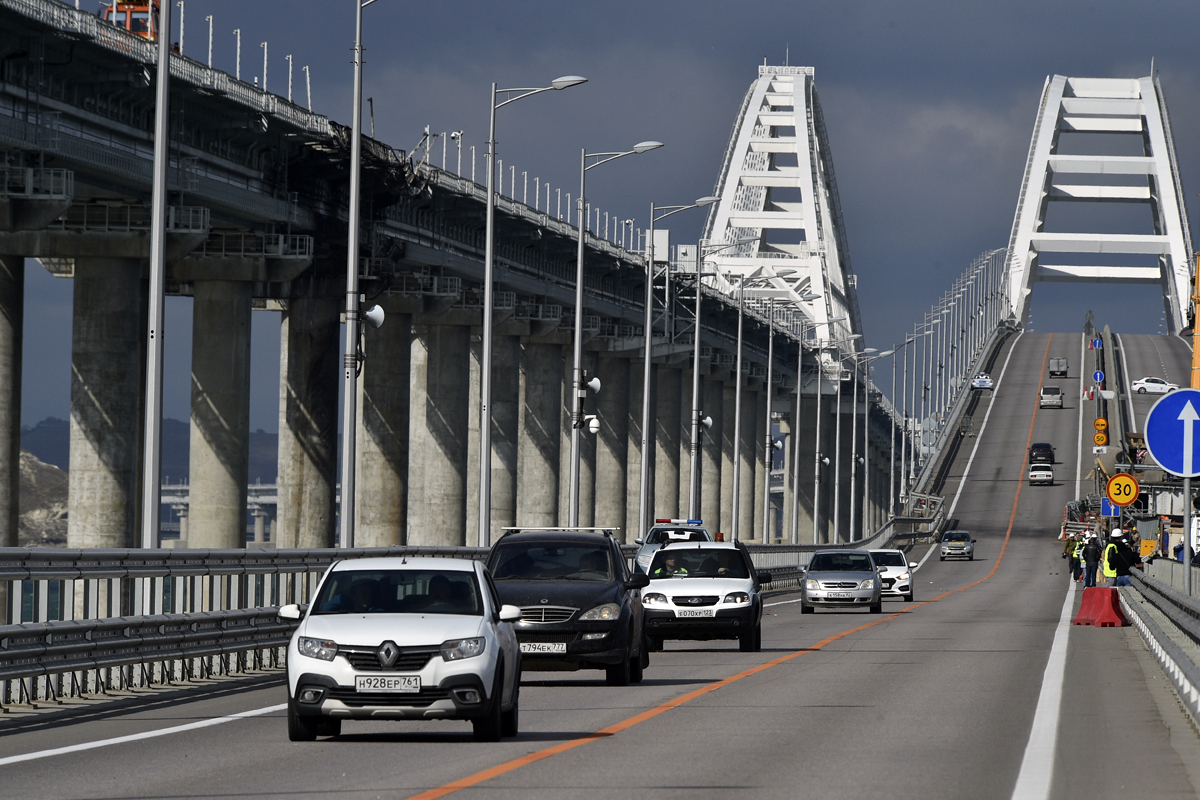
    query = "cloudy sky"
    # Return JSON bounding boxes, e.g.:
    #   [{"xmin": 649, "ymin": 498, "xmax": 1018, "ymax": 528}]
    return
[{"xmin": 20, "ymin": 0, "xmax": 1200, "ymax": 432}]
